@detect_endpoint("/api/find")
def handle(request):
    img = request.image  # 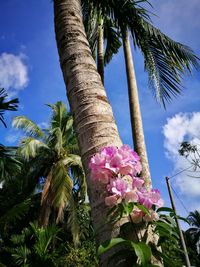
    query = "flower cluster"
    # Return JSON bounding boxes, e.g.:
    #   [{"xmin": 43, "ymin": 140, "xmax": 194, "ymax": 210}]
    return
[{"xmin": 89, "ymin": 145, "xmax": 163, "ymax": 223}]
